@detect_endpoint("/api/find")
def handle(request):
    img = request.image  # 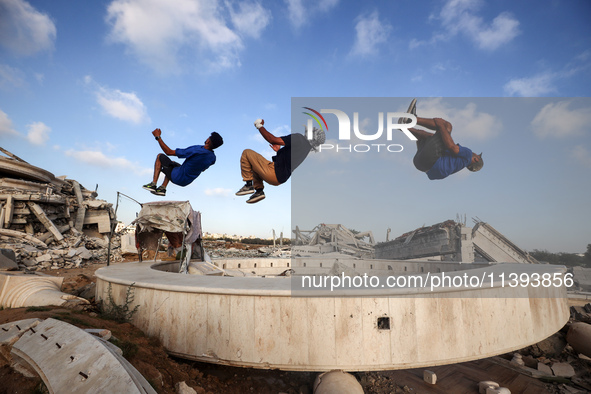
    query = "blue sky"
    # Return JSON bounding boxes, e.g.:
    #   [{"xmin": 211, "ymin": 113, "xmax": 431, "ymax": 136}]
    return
[{"xmin": 1, "ymin": 0, "xmax": 590, "ymax": 252}]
